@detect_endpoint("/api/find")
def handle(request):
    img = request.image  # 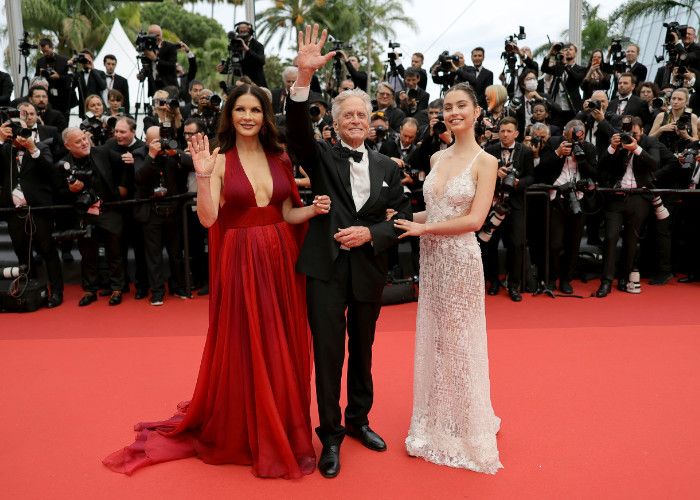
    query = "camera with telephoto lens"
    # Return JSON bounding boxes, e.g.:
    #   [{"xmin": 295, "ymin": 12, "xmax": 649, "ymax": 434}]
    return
[
  {"xmin": 618, "ymin": 115, "xmax": 635, "ymax": 145},
  {"xmin": 4, "ymin": 116, "xmax": 33, "ymax": 142},
  {"xmin": 374, "ymin": 125, "xmax": 387, "ymax": 140},
  {"xmin": 79, "ymin": 112, "xmax": 109, "ymax": 145},
  {"xmin": 500, "ymin": 160, "xmax": 518, "ymax": 192},
  {"xmin": 676, "ymin": 111, "xmax": 692, "ymax": 134},
  {"xmin": 0, "ymin": 106, "xmax": 21, "ymax": 122},
  {"xmin": 309, "ymin": 105, "xmax": 321, "ymax": 119},
  {"xmin": 664, "ymin": 22, "xmax": 689, "ymax": 51},
  {"xmin": 679, "ymin": 141, "xmax": 700, "ymax": 169},
  {"xmin": 63, "ymin": 161, "xmax": 98, "ymax": 211},
  {"xmin": 651, "ymin": 195, "xmax": 670, "ymax": 220},
  {"xmin": 433, "ymin": 113, "xmax": 447, "ymax": 135},
  {"xmin": 407, "ymin": 88, "xmax": 418, "ymax": 100},
  {"xmin": 156, "ymin": 98, "xmax": 179, "ymax": 110},
  {"xmin": 477, "ymin": 200, "xmax": 511, "ymax": 243},
  {"xmin": 558, "ymin": 178, "xmax": 596, "ymax": 215},
  {"xmin": 586, "ymin": 99, "xmax": 602, "ymax": 111},
  {"xmin": 158, "ymin": 123, "xmax": 179, "ymax": 157},
  {"xmin": 507, "ymin": 95, "xmax": 523, "ymax": 113},
  {"xmin": 652, "ymin": 96, "xmax": 667, "ymax": 109},
  {"xmin": 438, "ymin": 51, "xmax": 460, "ymax": 72}
]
